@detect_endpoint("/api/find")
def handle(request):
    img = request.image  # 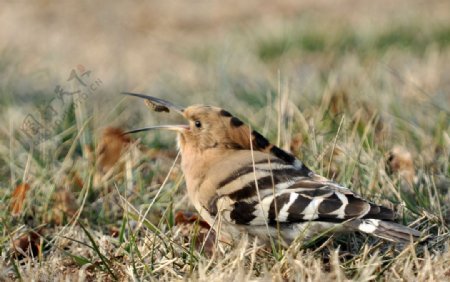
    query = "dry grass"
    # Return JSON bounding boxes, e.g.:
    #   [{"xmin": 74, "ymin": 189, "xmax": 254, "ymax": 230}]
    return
[{"xmin": 0, "ymin": 0, "xmax": 449, "ymax": 280}]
